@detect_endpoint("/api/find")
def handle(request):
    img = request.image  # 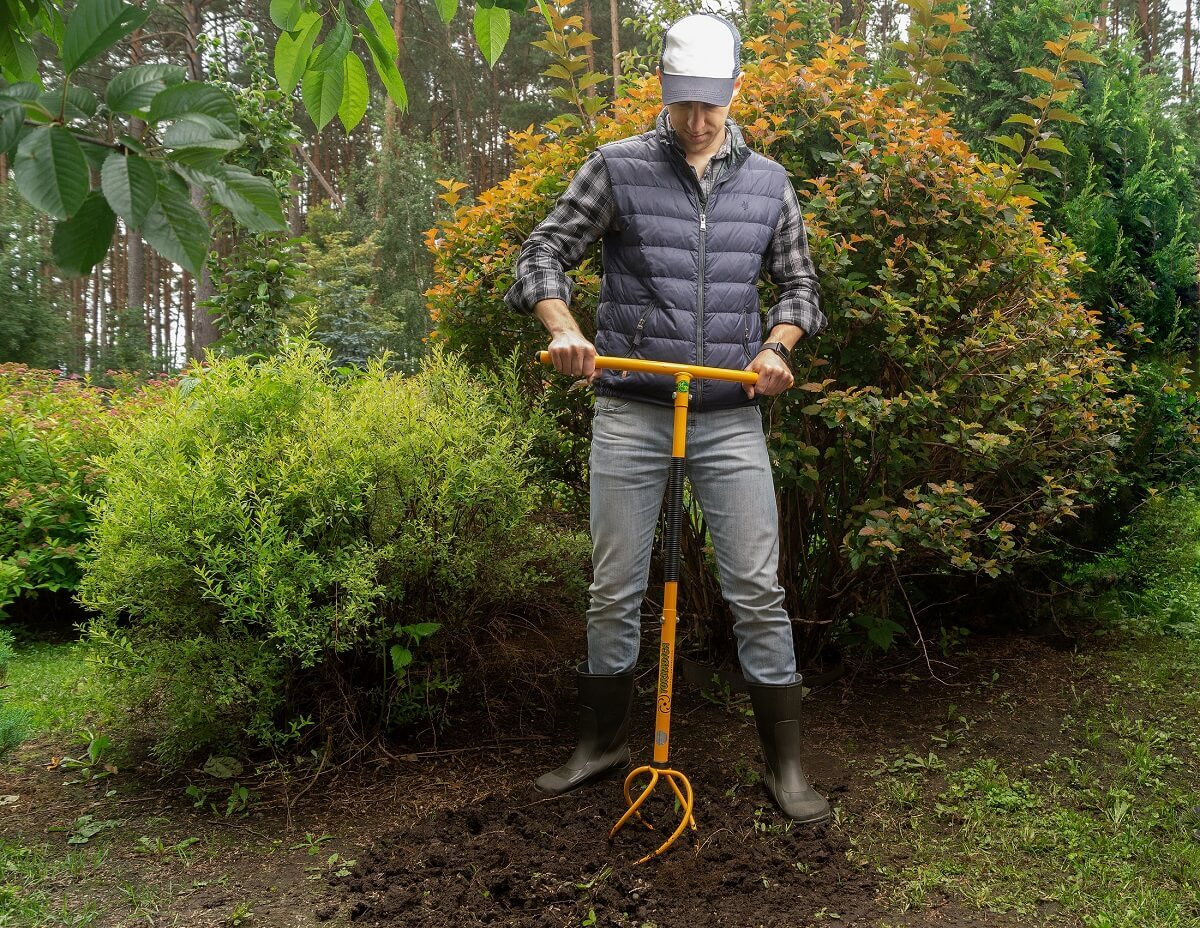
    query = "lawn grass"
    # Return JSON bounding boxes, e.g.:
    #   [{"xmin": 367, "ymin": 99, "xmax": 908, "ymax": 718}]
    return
[
  {"xmin": 4, "ymin": 640, "xmax": 98, "ymax": 737},
  {"xmin": 854, "ymin": 631, "xmax": 1200, "ymax": 927}
]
